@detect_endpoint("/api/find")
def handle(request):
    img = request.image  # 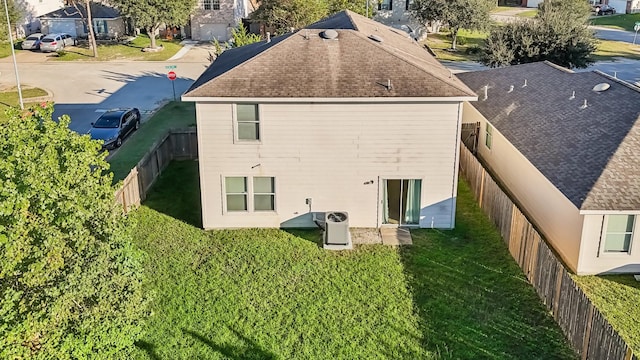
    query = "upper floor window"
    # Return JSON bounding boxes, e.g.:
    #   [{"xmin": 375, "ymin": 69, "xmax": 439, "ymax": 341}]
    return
[
  {"xmin": 603, "ymin": 215, "xmax": 635, "ymax": 253},
  {"xmin": 379, "ymin": 0, "xmax": 392, "ymax": 10},
  {"xmin": 203, "ymin": 0, "xmax": 220, "ymax": 10},
  {"xmin": 485, "ymin": 123, "xmax": 493, "ymax": 149},
  {"xmin": 236, "ymin": 104, "xmax": 260, "ymax": 141}
]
